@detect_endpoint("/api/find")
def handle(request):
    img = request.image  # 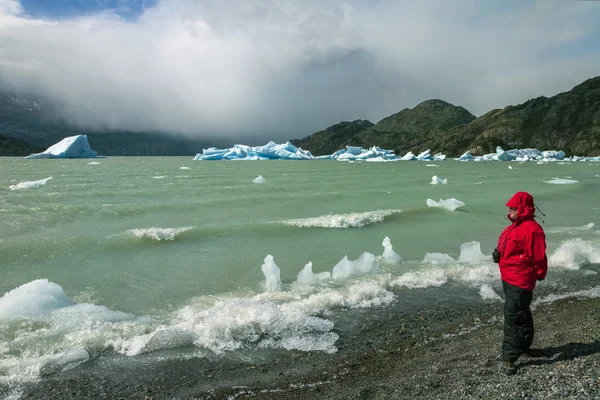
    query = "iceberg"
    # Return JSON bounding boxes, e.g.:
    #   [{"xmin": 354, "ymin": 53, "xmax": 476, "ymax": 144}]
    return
[
  {"xmin": 194, "ymin": 141, "xmax": 313, "ymax": 161},
  {"xmin": 296, "ymin": 262, "xmax": 331, "ymax": 286},
  {"xmin": 455, "ymin": 151, "xmax": 475, "ymax": 161},
  {"xmin": 426, "ymin": 198, "xmax": 465, "ymax": 211},
  {"xmin": 380, "ymin": 236, "xmax": 403, "ymax": 264},
  {"xmin": 331, "ymin": 252, "xmax": 379, "ymax": 280},
  {"xmin": 261, "ymin": 255, "xmax": 282, "ymax": 292},
  {"xmin": 252, "ymin": 175, "xmax": 266, "ymax": 183},
  {"xmin": 430, "ymin": 175, "xmax": 448, "ymax": 185},
  {"xmin": 26, "ymin": 135, "xmax": 101, "ymax": 159},
  {"xmin": 9, "ymin": 177, "xmax": 52, "ymax": 190}
]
